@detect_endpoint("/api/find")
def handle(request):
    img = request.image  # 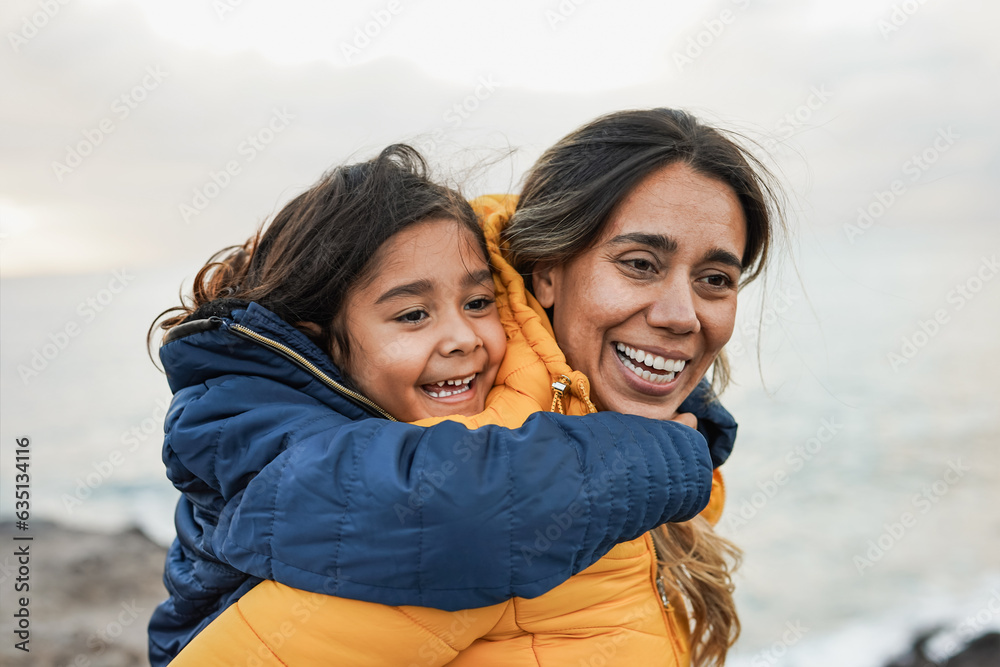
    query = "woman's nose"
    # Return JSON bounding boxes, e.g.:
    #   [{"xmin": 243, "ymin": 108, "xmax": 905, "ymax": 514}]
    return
[{"xmin": 646, "ymin": 275, "xmax": 700, "ymax": 335}]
